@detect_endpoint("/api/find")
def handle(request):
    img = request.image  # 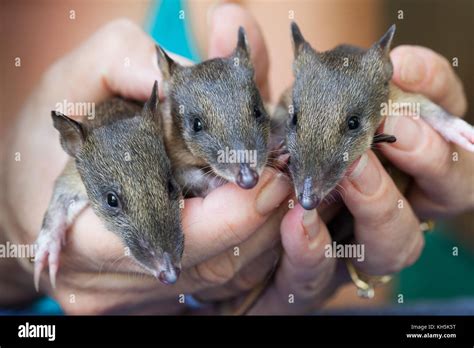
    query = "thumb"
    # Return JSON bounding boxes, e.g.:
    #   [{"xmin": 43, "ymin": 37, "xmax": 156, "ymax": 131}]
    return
[
  {"xmin": 208, "ymin": 3, "xmax": 270, "ymax": 100},
  {"xmin": 249, "ymin": 205, "xmax": 337, "ymax": 314}
]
